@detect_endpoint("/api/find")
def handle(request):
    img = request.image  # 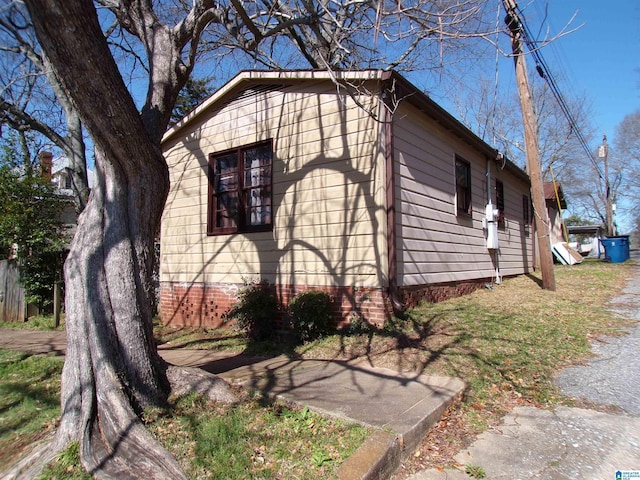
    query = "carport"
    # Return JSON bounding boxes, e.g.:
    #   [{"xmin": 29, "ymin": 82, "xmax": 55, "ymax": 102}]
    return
[{"xmin": 566, "ymin": 225, "xmax": 605, "ymax": 258}]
